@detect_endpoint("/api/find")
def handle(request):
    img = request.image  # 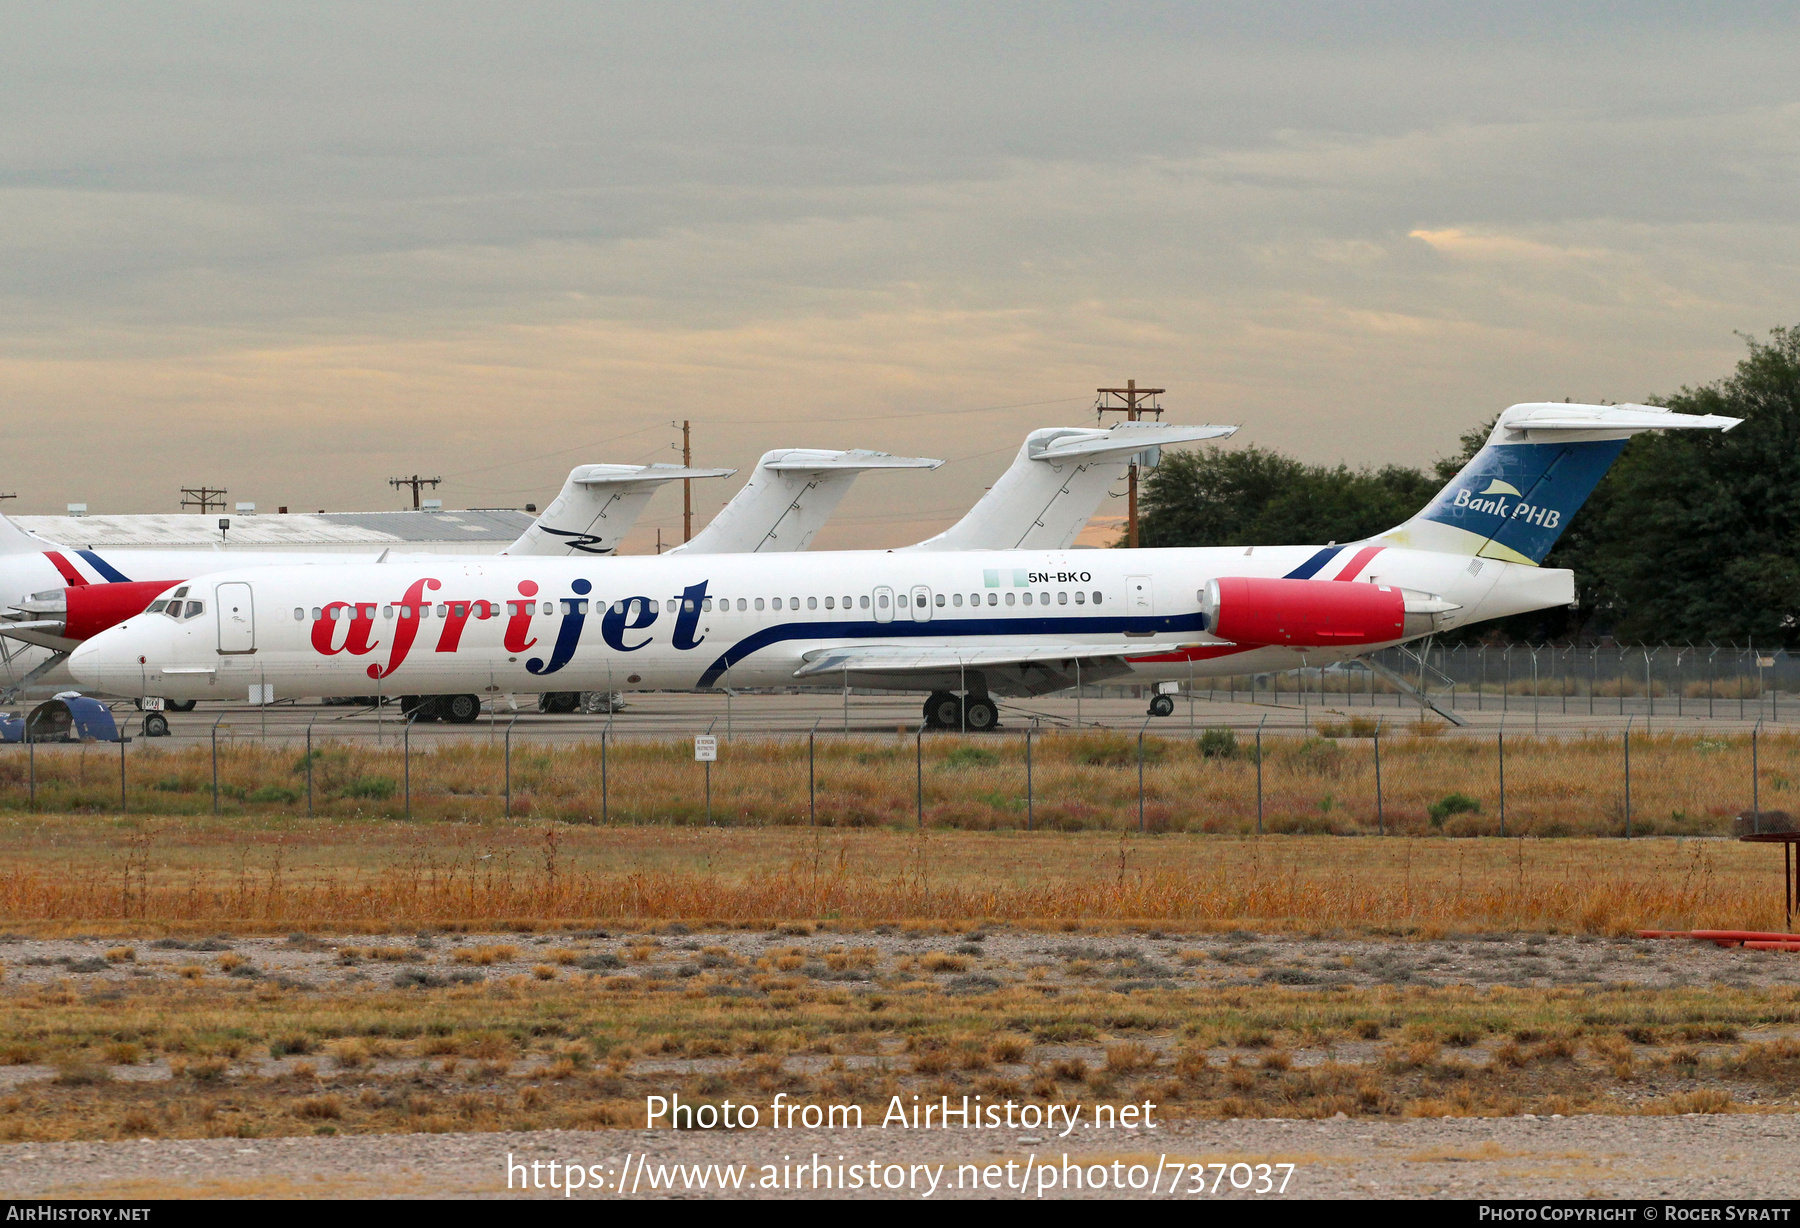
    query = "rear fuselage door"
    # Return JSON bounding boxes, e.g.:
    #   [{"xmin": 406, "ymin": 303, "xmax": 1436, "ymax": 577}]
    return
[
  {"xmin": 1127, "ymin": 575, "xmax": 1153, "ymax": 616},
  {"xmin": 910, "ymin": 585, "xmax": 932, "ymax": 622},
  {"xmin": 873, "ymin": 586, "xmax": 894, "ymax": 624},
  {"xmin": 216, "ymin": 582, "xmax": 255, "ymax": 654}
]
